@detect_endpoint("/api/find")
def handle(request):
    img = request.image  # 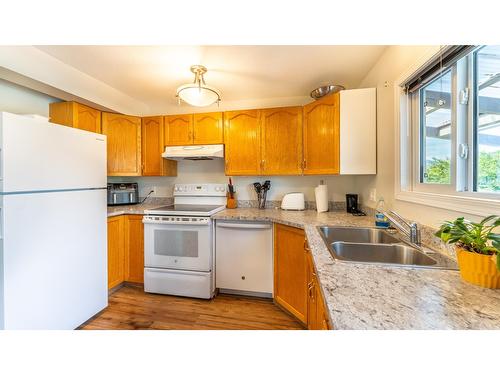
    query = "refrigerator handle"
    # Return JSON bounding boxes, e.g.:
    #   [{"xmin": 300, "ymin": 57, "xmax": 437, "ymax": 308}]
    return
[{"xmin": 0, "ymin": 147, "xmax": 2, "ymax": 181}]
